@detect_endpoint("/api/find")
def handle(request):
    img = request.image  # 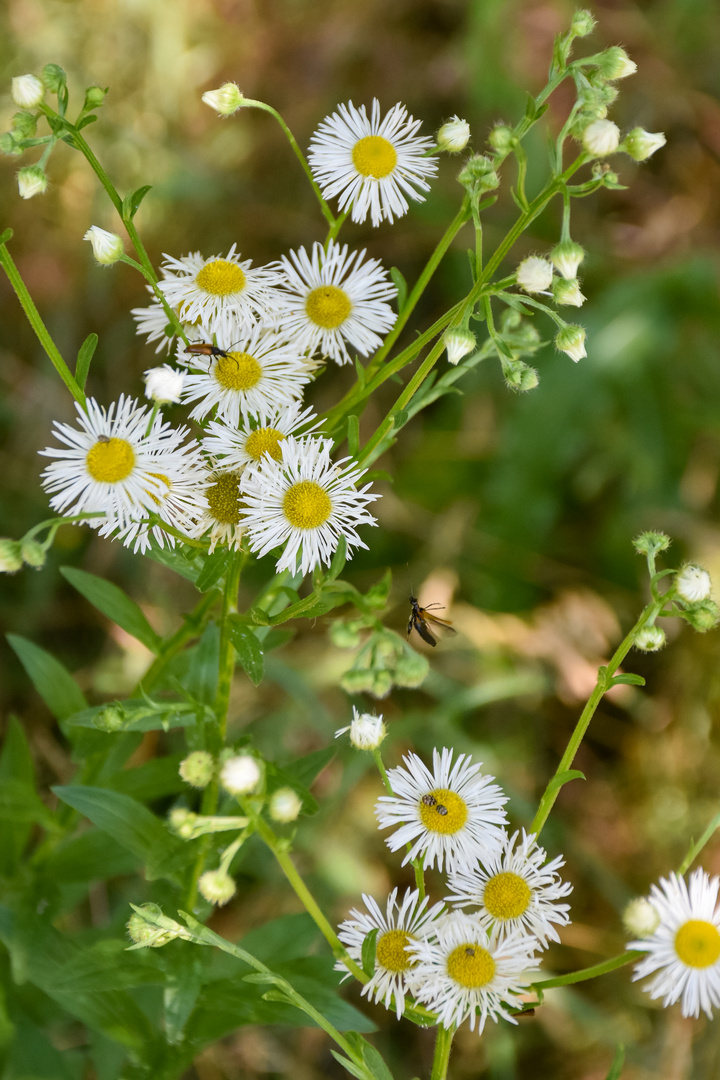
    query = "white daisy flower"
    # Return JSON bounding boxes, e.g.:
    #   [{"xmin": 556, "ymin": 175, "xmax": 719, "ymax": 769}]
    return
[
  {"xmin": 180, "ymin": 326, "xmax": 312, "ymax": 428},
  {"xmin": 375, "ymin": 747, "xmax": 508, "ymax": 874},
  {"xmin": 240, "ymin": 435, "xmax": 378, "ymax": 577},
  {"xmin": 156, "ymin": 244, "xmax": 285, "ymax": 341},
  {"xmin": 446, "ymin": 830, "xmax": 572, "ymax": 947},
  {"xmin": 409, "ymin": 911, "xmax": 538, "ymax": 1034},
  {"xmin": 630, "ymin": 869, "xmax": 720, "ymax": 1019},
  {"xmin": 39, "ymin": 396, "xmax": 196, "ymax": 529},
  {"xmin": 336, "ymin": 888, "xmax": 446, "ymax": 1019},
  {"xmin": 309, "ymin": 99, "xmax": 438, "ymax": 226},
  {"xmin": 186, "ymin": 467, "xmax": 248, "ymax": 552},
  {"xmin": 202, "ymin": 402, "xmax": 319, "ymax": 472},
  {"xmin": 275, "ymin": 240, "xmax": 397, "ymax": 365}
]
